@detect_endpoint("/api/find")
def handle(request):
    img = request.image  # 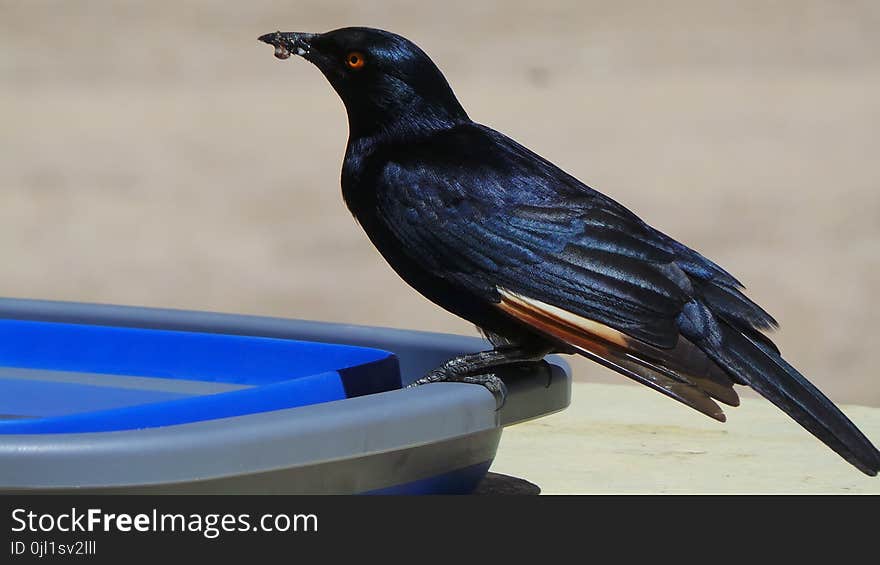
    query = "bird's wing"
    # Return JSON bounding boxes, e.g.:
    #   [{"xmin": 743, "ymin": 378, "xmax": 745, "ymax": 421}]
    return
[
  {"xmin": 375, "ymin": 127, "xmax": 770, "ymax": 419},
  {"xmin": 375, "ymin": 124, "xmax": 879, "ymax": 474}
]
